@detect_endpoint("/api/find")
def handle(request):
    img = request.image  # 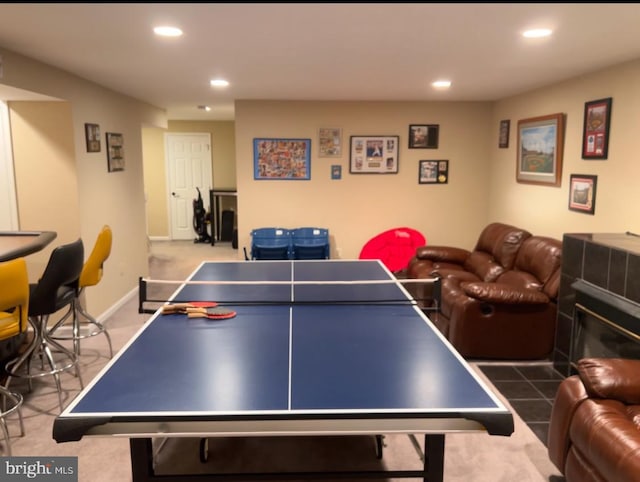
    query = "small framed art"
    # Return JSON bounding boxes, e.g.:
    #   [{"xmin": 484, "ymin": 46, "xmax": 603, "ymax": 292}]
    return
[
  {"xmin": 419, "ymin": 160, "xmax": 449, "ymax": 184},
  {"xmin": 349, "ymin": 135, "xmax": 399, "ymax": 174},
  {"xmin": 106, "ymin": 132, "xmax": 124, "ymax": 172},
  {"xmin": 318, "ymin": 128, "xmax": 342, "ymax": 157},
  {"xmin": 582, "ymin": 97, "xmax": 612, "ymax": 160},
  {"xmin": 568, "ymin": 174, "xmax": 597, "ymax": 215},
  {"xmin": 253, "ymin": 138, "xmax": 311, "ymax": 180},
  {"xmin": 408, "ymin": 124, "xmax": 439, "ymax": 149},
  {"xmin": 331, "ymin": 165, "xmax": 342, "ymax": 180},
  {"xmin": 85, "ymin": 123, "xmax": 101, "ymax": 153},
  {"xmin": 499, "ymin": 120, "xmax": 510, "ymax": 148}
]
